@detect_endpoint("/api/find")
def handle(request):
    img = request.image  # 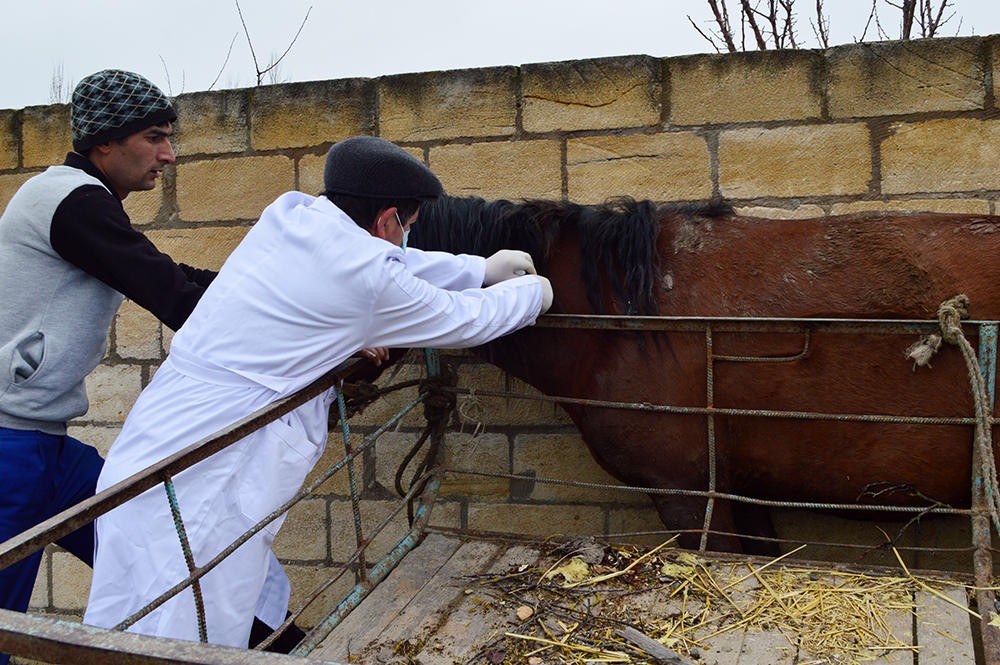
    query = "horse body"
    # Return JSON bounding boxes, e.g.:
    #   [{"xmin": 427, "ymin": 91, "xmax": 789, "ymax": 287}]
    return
[{"xmin": 413, "ymin": 198, "xmax": 1000, "ymax": 552}]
